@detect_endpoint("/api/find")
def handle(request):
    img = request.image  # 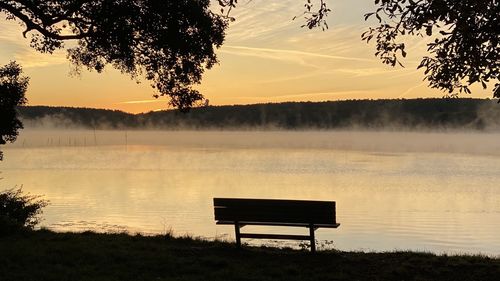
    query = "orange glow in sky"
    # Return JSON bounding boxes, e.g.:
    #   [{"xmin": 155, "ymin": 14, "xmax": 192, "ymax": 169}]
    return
[{"xmin": 0, "ymin": 0, "xmax": 492, "ymax": 113}]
